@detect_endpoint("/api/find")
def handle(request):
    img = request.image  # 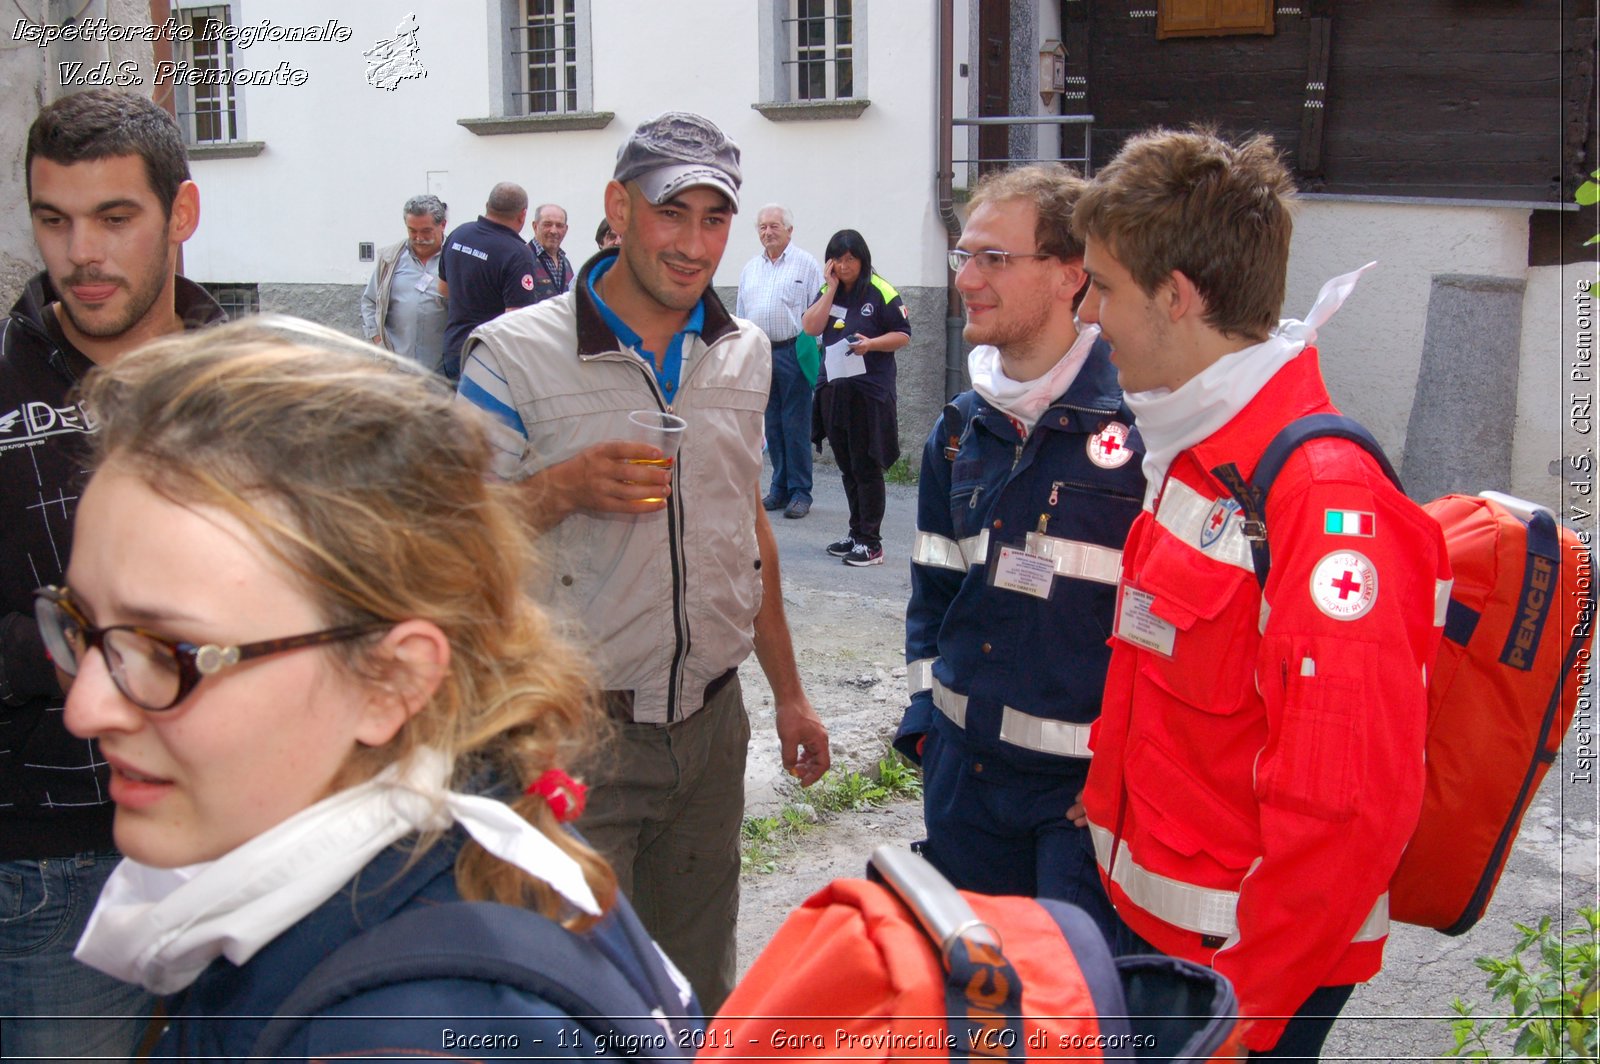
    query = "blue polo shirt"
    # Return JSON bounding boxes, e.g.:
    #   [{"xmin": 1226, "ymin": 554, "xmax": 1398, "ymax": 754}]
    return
[
  {"xmin": 586, "ymin": 256, "xmax": 705, "ymax": 406},
  {"xmin": 439, "ymin": 216, "xmax": 537, "ymax": 379}
]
